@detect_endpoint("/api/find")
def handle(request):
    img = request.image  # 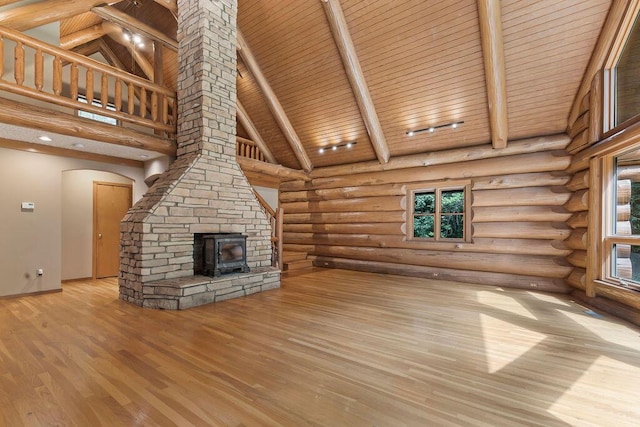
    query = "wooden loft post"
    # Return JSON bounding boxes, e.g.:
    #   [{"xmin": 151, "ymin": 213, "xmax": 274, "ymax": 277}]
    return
[
  {"xmin": 477, "ymin": 0, "xmax": 508, "ymax": 149},
  {"xmin": 237, "ymin": 30, "xmax": 314, "ymax": 172},
  {"xmin": 321, "ymin": 0, "xmax": 390, "ymax": 164}
]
